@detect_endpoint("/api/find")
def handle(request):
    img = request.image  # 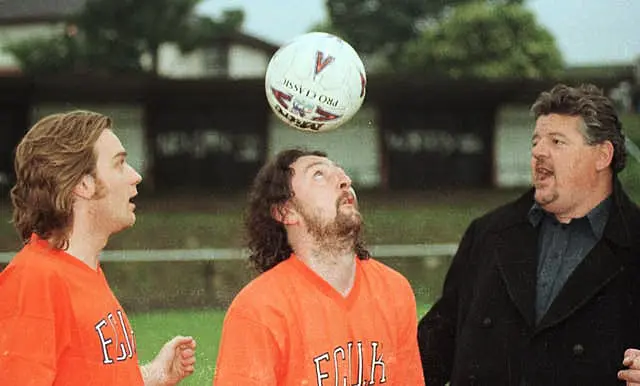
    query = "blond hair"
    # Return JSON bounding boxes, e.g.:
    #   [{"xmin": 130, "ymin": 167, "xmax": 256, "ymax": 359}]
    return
[{"xmin": 11, "ymin": 110, "xmax": 112, "ymax": 249}]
